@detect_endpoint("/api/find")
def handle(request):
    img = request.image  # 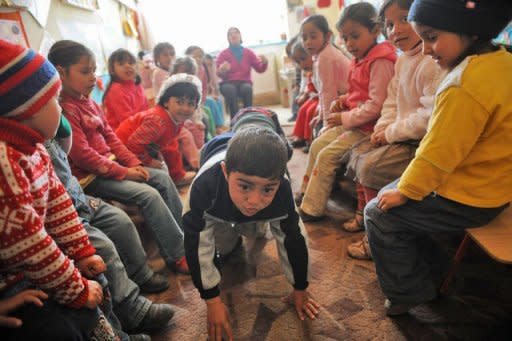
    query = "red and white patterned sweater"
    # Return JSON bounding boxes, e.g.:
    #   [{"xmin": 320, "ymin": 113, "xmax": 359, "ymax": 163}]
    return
[{"xmin": 0, "ymin": 118, "xmax": 96, "ymax": 308}]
